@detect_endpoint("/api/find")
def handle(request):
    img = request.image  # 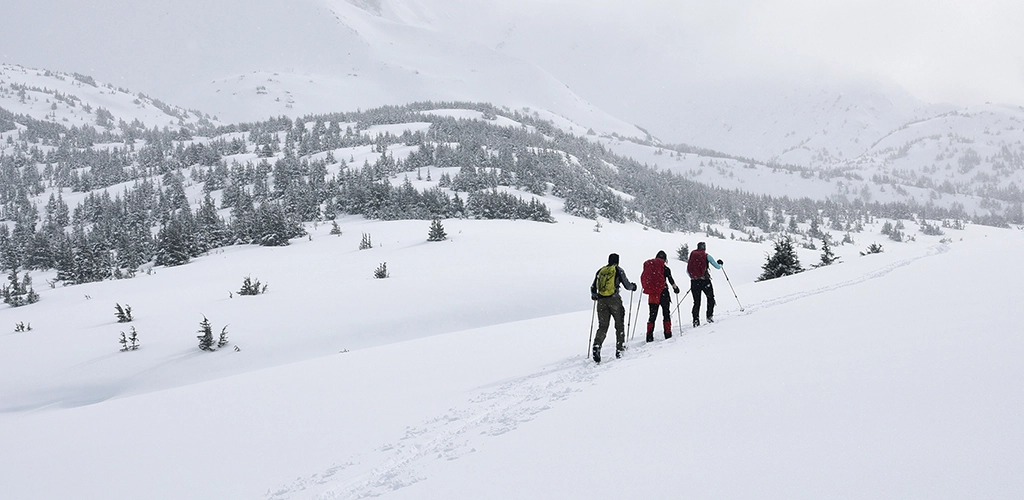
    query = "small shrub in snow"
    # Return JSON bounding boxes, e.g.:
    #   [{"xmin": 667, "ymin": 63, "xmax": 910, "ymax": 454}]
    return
[
  {"xmin": 217, "ymin": 325, "xmax": 230, "ymax": 349},
  {"xmin": 814, "ymin": 238, "xmax": 840, "ymax": 268},
  {"xmin": 359, "ymin": 233, "xmax": 373, "ymax": 250},
  {"xmin": 374, "ymin": 262, "xmax": 389, "ymax": 279},
  {"xmin": 239, "ymin": 276, "xmax": 267, "ymax": 296},
  {"xmin": 861, "ymin": 243, "xmax": 884, "ymax": 255},
  {"xmin": 2, "ymin": 270, "xmax": 39, "ymax": 307},
  {"xmin": 330, "ymin": 221, "xmax": 342, "ymax": 236},
  {"xmin": 677, "ymin": 243, "xmax": 689, "ymax": 261},
  {"xmin": 119, "ymin": 327, "xmax": 140, "ymax": 351},
  {"xmin": 114, "ymin": 303, "xmax": 133, "ymax": 323},
  {"xmin": 14, "ymin": 321, "xmax": 31, "ymax": 332}
]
